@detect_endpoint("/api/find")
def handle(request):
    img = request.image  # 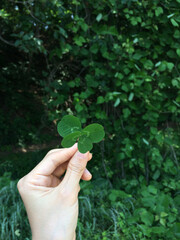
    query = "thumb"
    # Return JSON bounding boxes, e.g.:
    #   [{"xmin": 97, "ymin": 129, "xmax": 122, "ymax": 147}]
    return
[{"xmin": 60, "ymin": 151, "xmax": 90, "ymax": 191}]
